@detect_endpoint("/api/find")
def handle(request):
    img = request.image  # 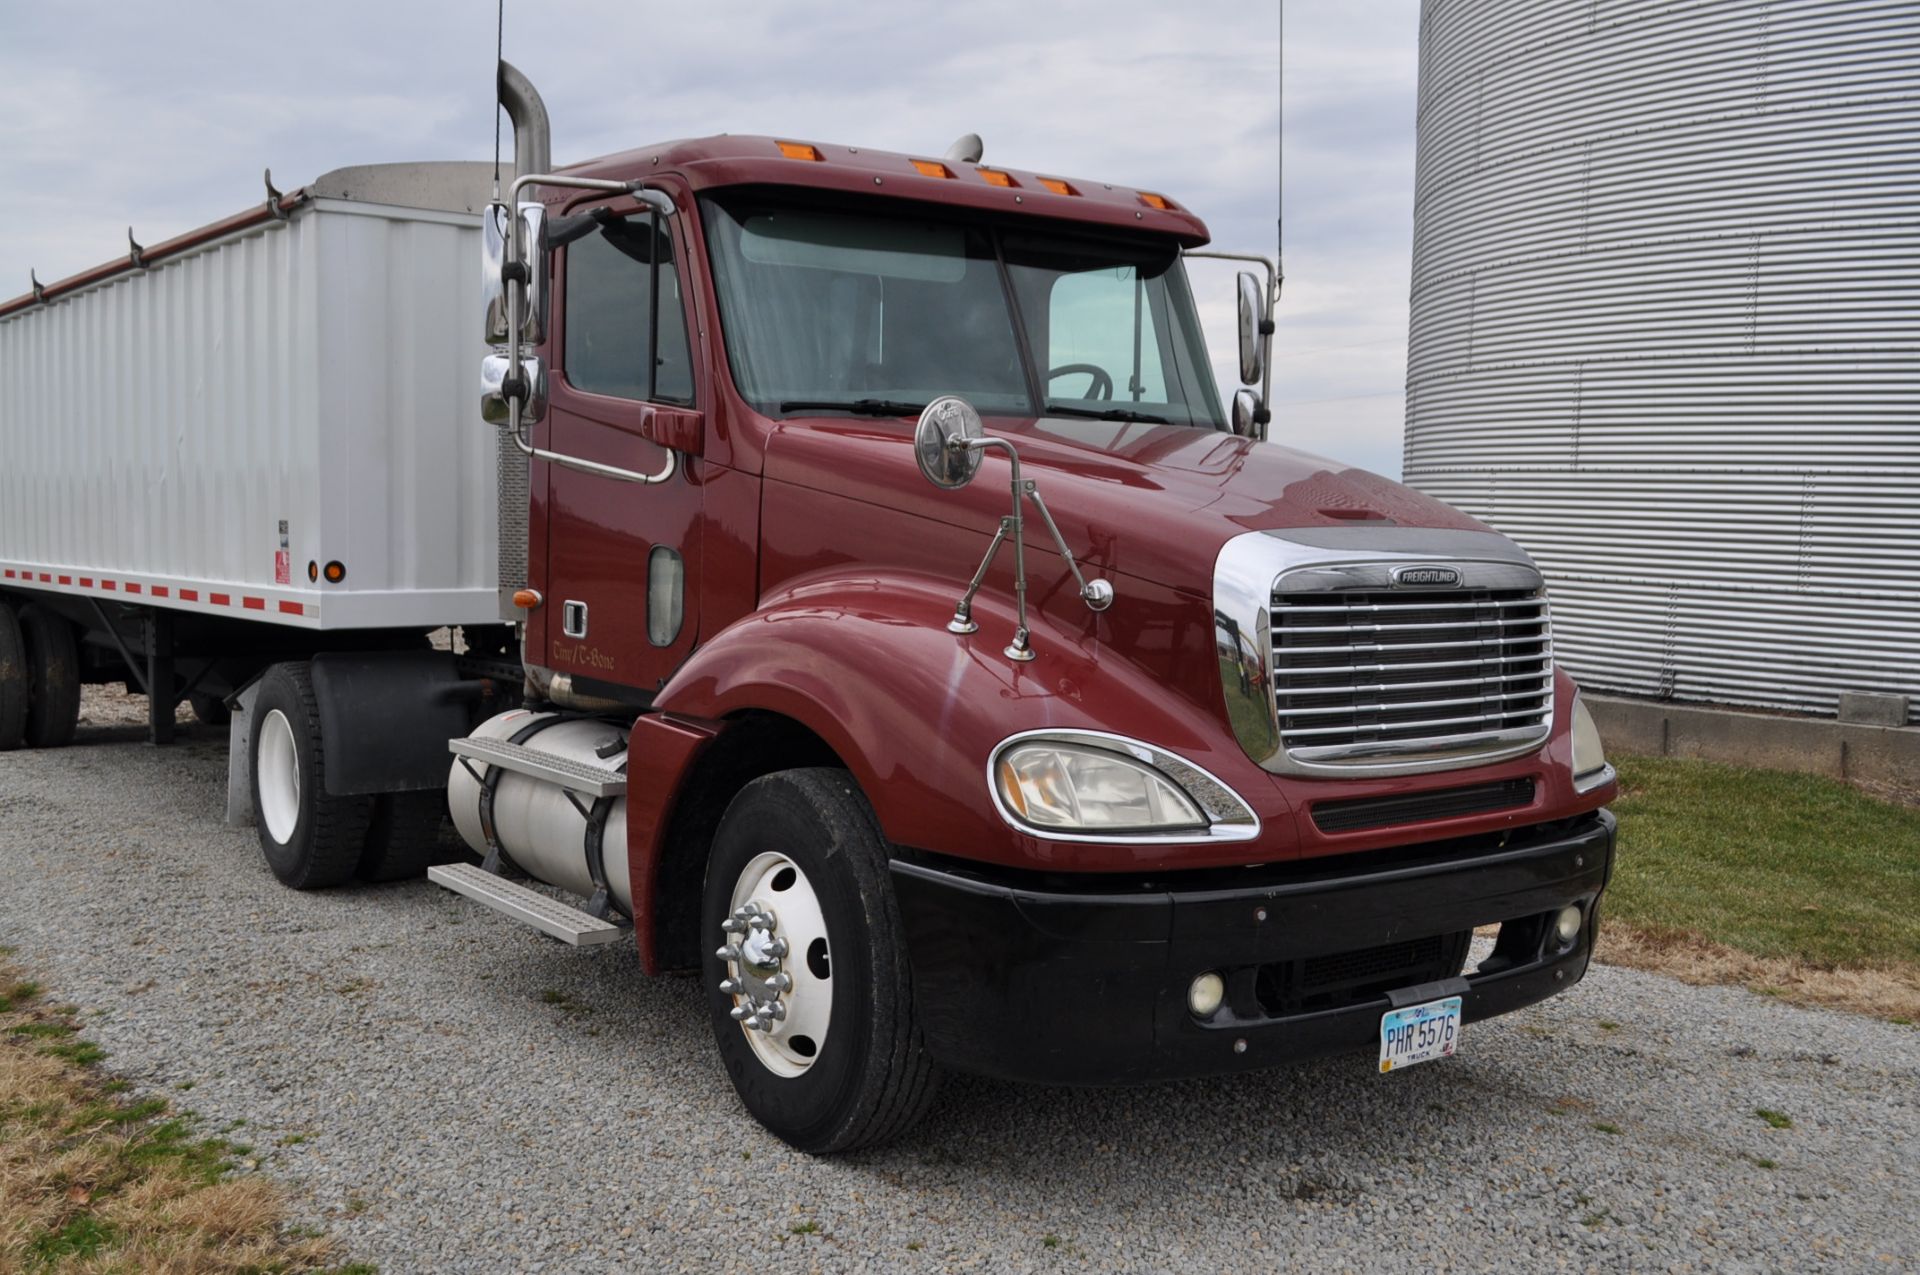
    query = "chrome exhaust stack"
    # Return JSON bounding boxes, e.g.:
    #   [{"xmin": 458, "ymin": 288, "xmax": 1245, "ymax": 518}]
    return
[{"xmin": 497, "ymin": 60, "xmax": 550, "ymax": 183}]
